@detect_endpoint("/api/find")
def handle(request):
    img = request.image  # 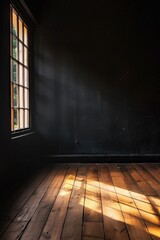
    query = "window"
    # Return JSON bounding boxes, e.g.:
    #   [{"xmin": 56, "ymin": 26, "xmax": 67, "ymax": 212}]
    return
[{"xmin": 10, "ymin": 5, "xmax": 30, "ymax": 132}]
